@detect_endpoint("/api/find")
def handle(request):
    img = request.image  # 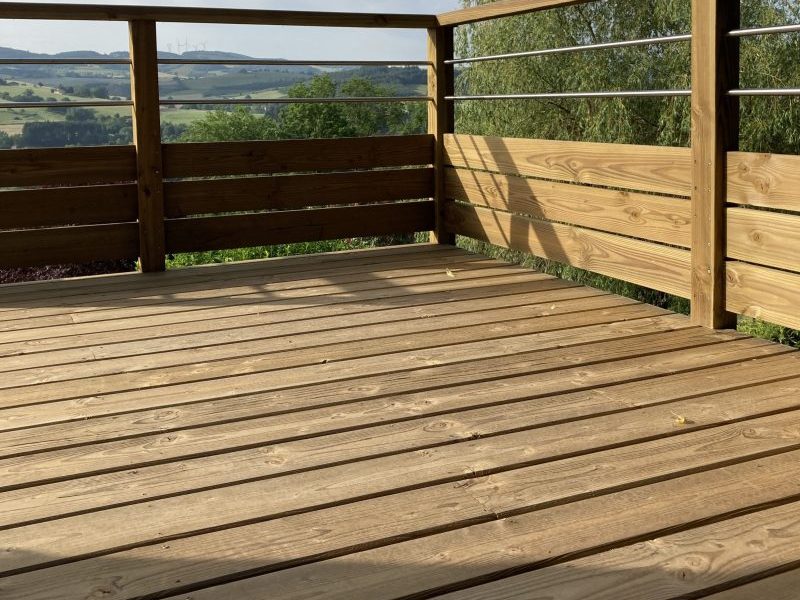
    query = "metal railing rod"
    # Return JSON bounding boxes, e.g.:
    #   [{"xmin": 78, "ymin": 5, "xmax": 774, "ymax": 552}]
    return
[
  {"xmin": 0, "ymin": 100, "xmax": 133, "ymax": 109},
  {"xmin": 0, "ymin": 58, "xmax": 130, "ymax": 65},
  {"xmin": 446, "ymin": 90, "xmax": 691, "ymax": 100},
  {"xmin": 729, "ymin": 88, "xmax": 800, "ymax": 96},
  {"xmin": 446, "ymin": 34, "xmax": 692, "ymax": 65},
  {"xmin": 160, "ymin": 96, "xmax": 432, "ymax": 105},
  {"xmin": 157, "ymin": 59, "xmax": 431, "ymax": 67},
  {"xmin": 728, "ymin": 24, "xmax": 800, "ymax": 37}
]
